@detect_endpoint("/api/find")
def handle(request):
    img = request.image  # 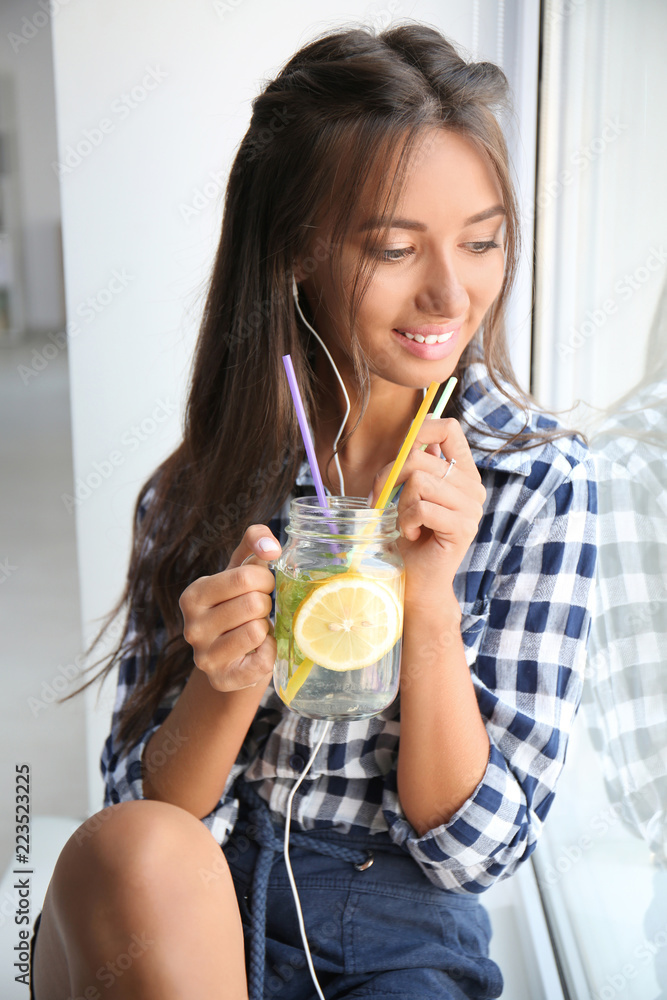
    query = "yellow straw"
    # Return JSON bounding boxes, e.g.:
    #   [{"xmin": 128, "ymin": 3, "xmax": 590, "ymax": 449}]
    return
[
  {"xmin": 279, "ymin": 659, "xmax": 314, "ymax": 705},
  {"xmin": 374, "ymin": 381, "xmax": 440, "ymax": 509},
  {"xmin": 388, "ymin": 376, "xmax": 457, "ymax": 504},
  {"xmin": 340, "ymin": 380, "xmax": 441, "ymax": 579}
]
